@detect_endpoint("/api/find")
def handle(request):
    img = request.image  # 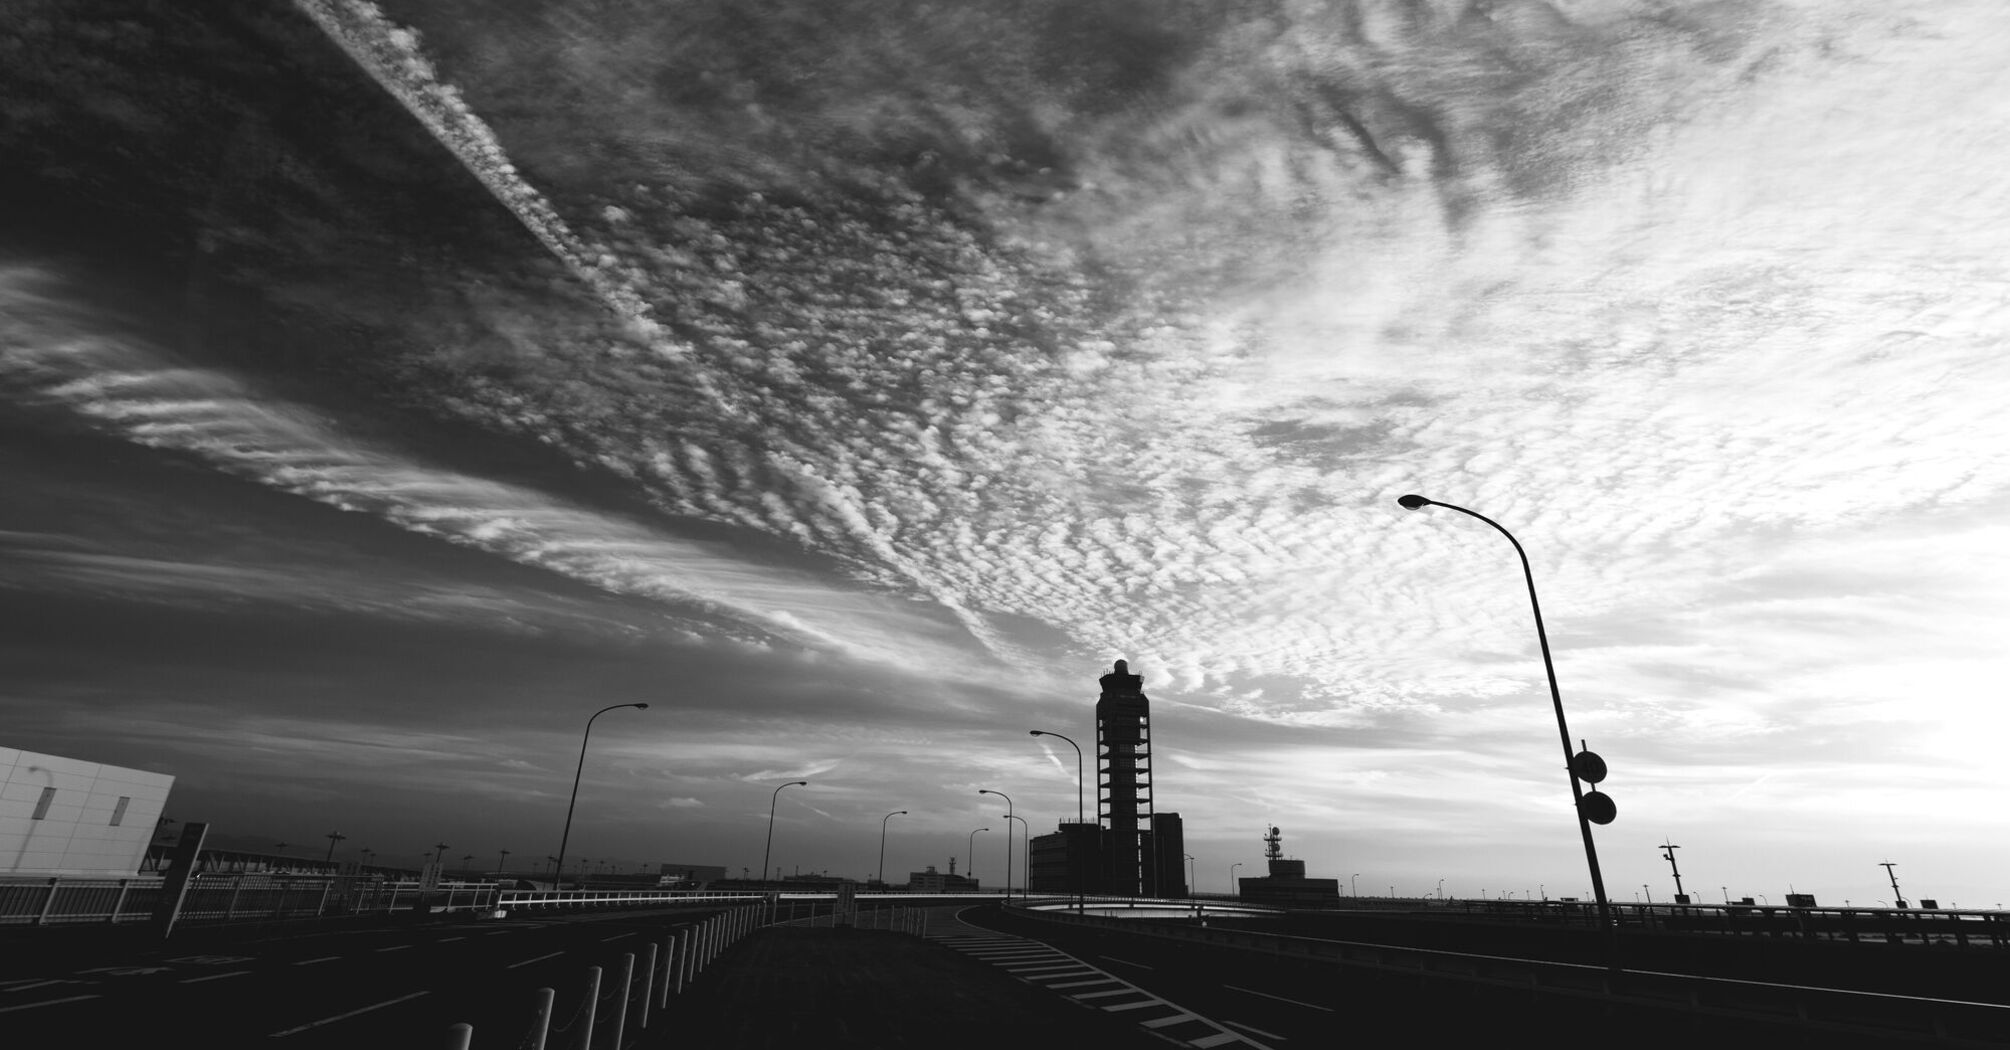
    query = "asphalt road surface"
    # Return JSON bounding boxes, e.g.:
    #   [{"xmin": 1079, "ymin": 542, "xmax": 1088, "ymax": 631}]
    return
[{"xmin": 0, "ymin": 906, "xmax": 726, "ymax": 1047}]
